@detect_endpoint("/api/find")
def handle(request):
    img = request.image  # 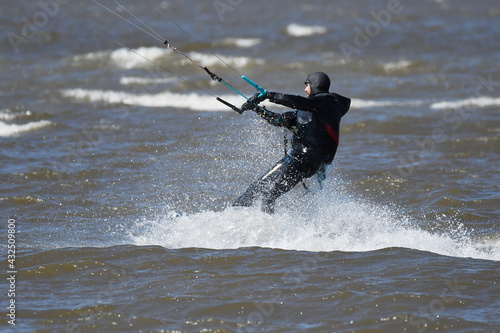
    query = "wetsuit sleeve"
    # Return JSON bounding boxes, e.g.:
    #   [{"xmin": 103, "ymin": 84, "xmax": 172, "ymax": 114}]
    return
[
  {"xmin": 268, "ymin": 92, "xmax": 322, "ymax": 113},
  {"xmin": 254, "ymin": 107, "xmax": 296, "ymax": 129}
]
